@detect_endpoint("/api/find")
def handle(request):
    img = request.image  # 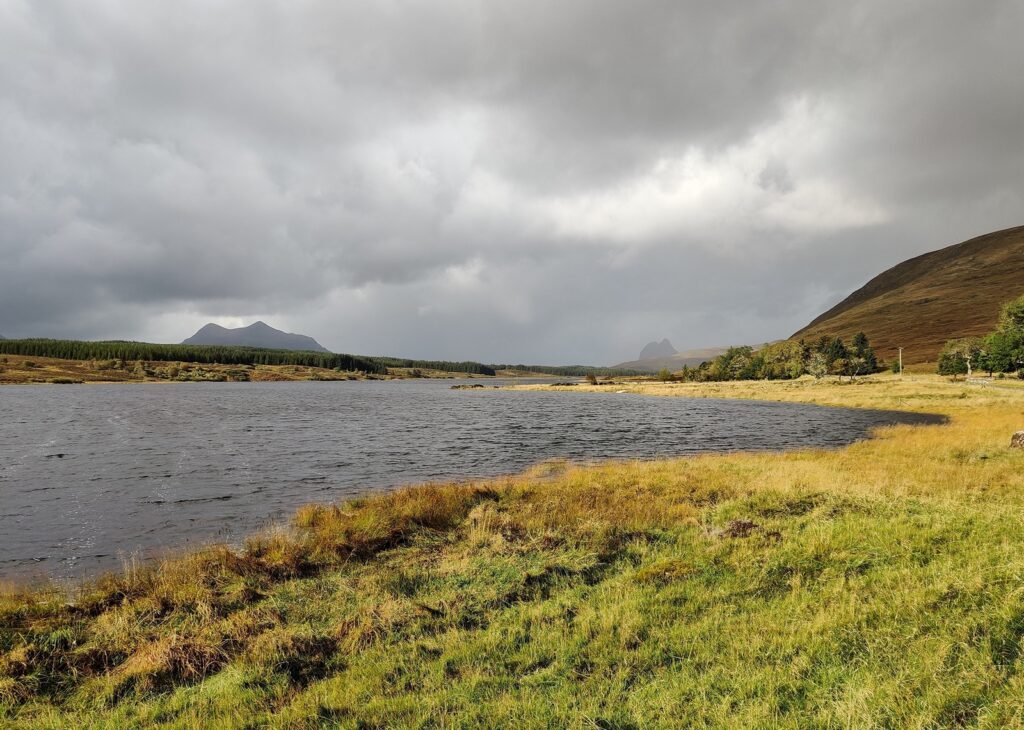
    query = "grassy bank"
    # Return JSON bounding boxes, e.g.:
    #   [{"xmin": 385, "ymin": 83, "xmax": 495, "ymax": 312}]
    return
[{"xmin": 3, "ymin": 375, "xmax": 1024, "ymax": 727}]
